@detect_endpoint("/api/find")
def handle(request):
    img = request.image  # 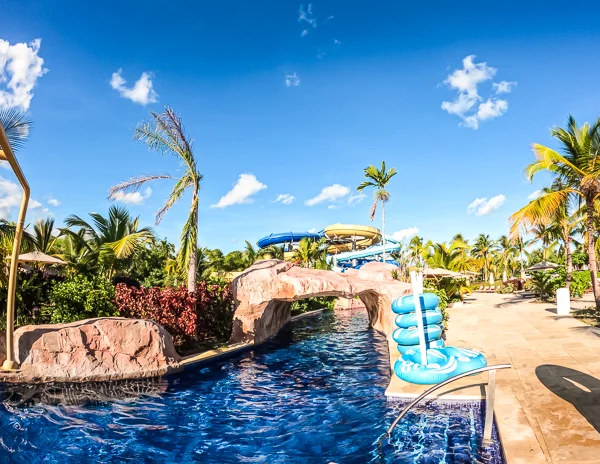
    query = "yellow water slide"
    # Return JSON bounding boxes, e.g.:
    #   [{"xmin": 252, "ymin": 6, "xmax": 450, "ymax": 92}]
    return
[{"xmin": 324, "ymin": 223, "xmax": 381, "ymax": 254}]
